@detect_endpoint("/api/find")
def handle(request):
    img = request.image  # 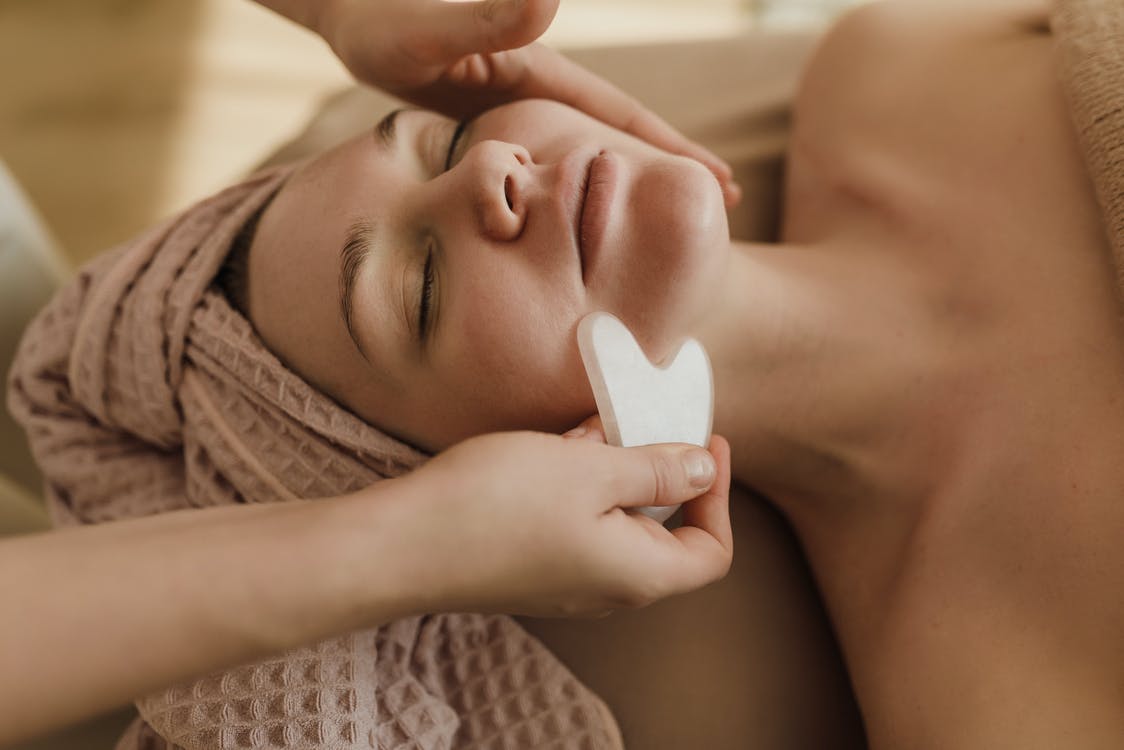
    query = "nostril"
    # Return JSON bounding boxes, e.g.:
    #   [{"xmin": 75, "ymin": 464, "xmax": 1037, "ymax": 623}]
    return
[{"xmin": 504, "ymin": 176, "xmax": 514, "ymax": 210}]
